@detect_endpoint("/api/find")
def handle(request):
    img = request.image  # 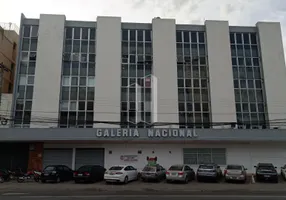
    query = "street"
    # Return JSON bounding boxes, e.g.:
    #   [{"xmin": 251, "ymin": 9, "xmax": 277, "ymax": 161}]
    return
[{"xmin": 1, "ymin": 195, "xmax": 286, "ymax": 200}]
